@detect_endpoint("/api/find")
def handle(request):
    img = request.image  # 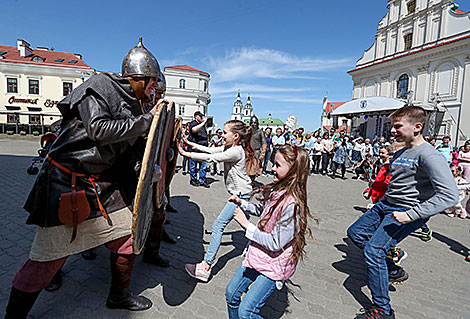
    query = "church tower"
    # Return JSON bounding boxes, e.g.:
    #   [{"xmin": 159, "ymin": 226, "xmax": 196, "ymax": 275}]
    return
[
  {"xmin": 231, "ymin": 90, "xmax": 243, "ymax": 120},
  {"xmin": 242, "ymin": 95, "xmax": 253, "ymax": 122}
]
